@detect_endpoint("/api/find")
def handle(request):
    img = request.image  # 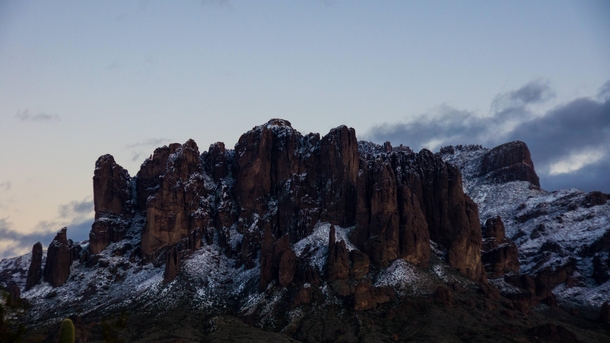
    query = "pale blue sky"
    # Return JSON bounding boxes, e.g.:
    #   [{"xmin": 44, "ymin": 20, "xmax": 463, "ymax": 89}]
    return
[{"xmin": 1, "ymin": 0, "xmax": 609, "ymax": 257}]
